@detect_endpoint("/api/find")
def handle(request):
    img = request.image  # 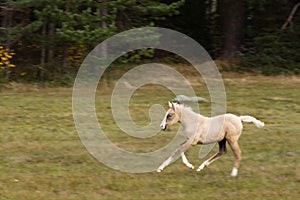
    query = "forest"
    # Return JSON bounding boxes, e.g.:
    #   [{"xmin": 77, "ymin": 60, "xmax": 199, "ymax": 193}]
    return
[{"xmin": 0, "ymin": 0, "xmax": 300, "ymax": 84}]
